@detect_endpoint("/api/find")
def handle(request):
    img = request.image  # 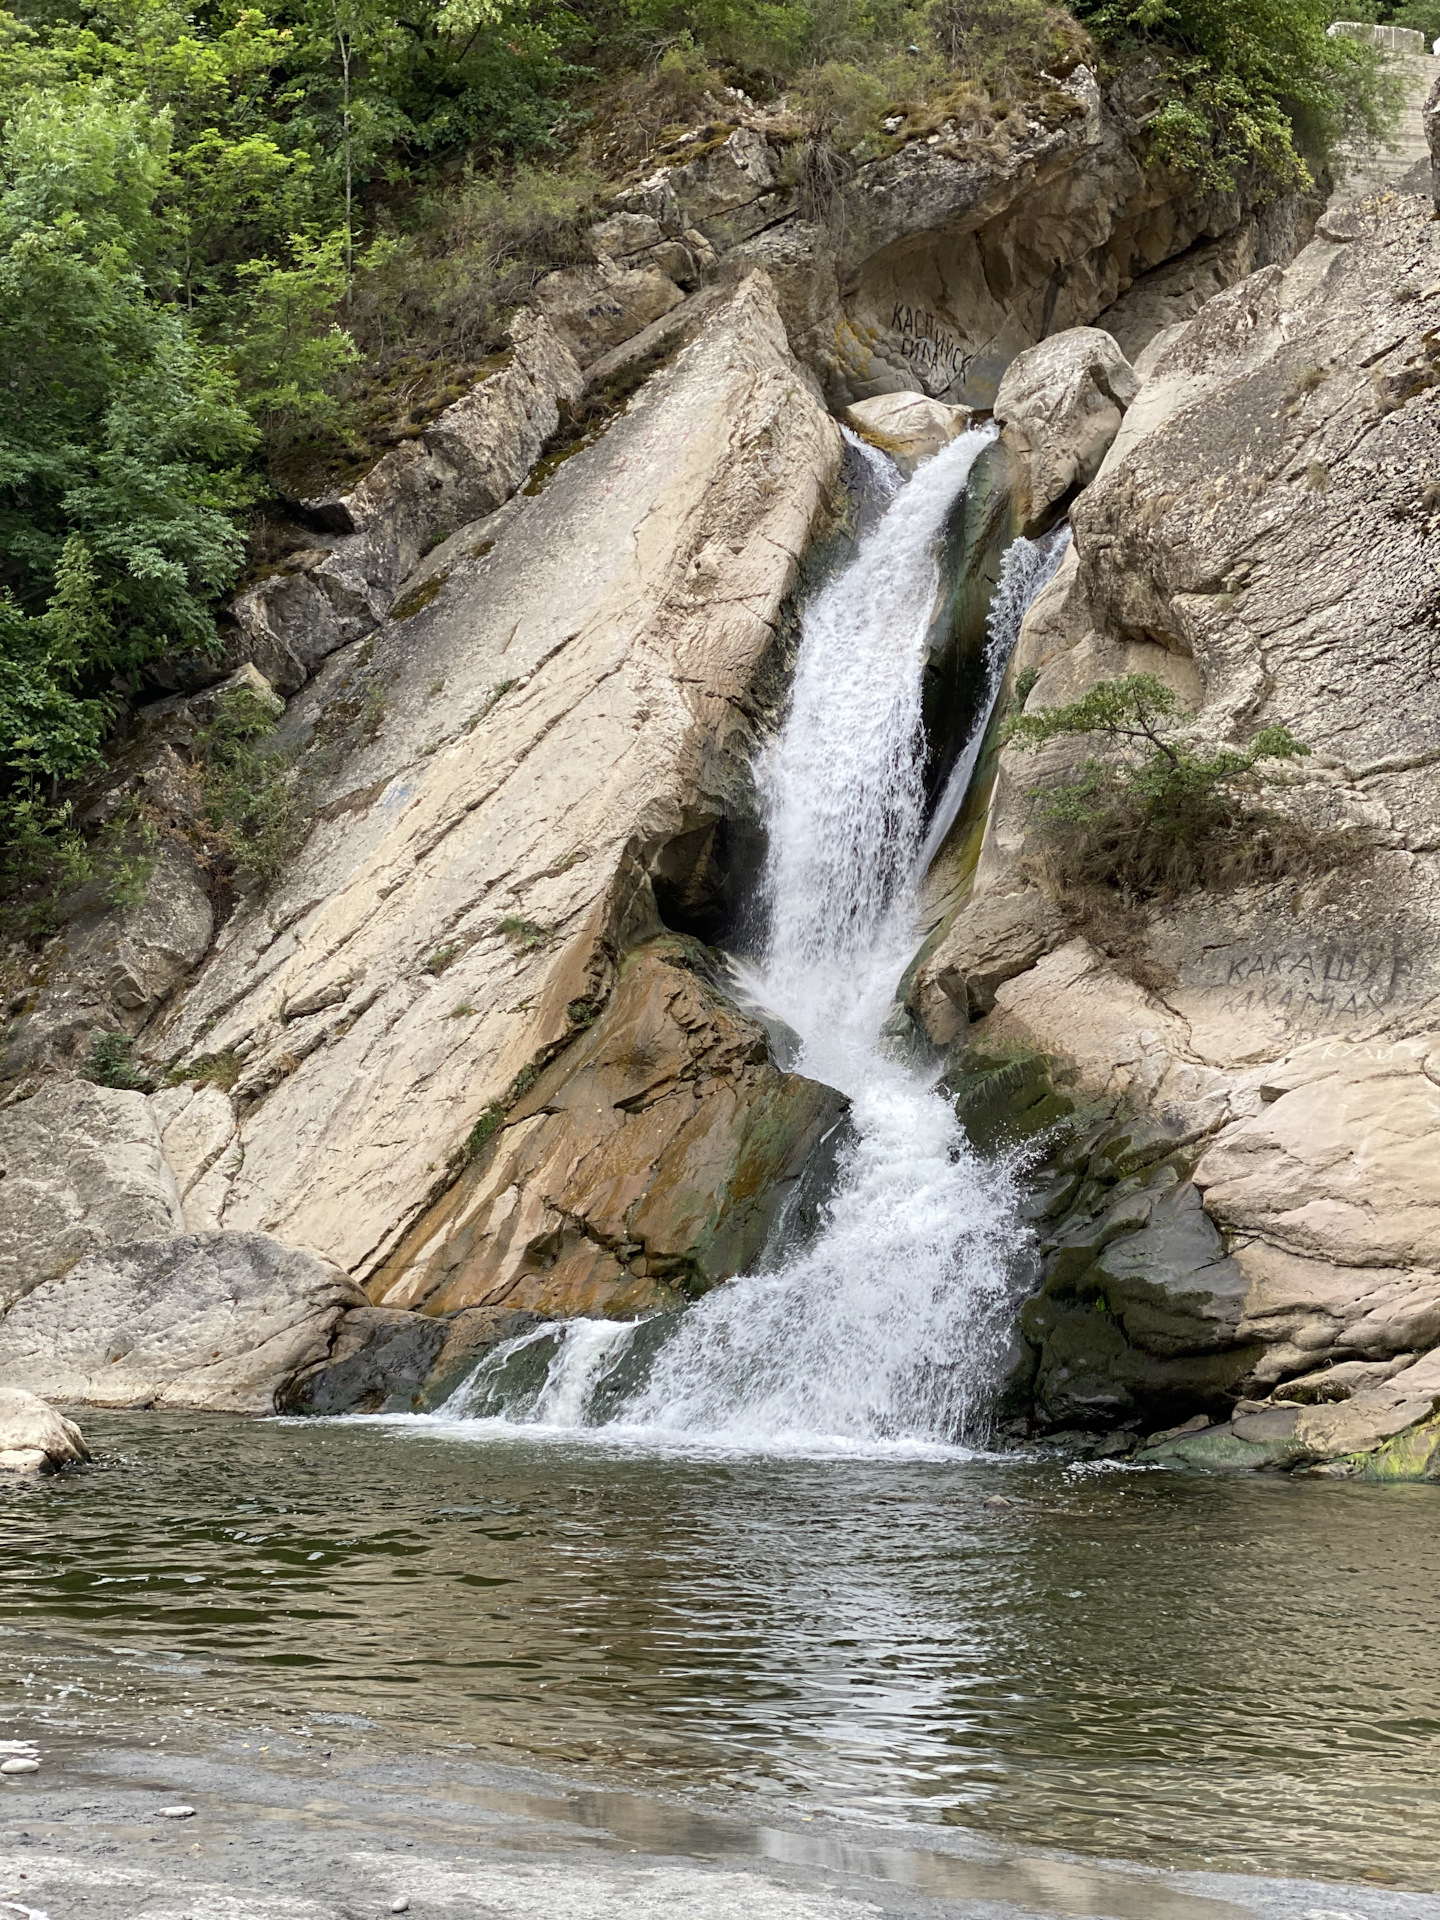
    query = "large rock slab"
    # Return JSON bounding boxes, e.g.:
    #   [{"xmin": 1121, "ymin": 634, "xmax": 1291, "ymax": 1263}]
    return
[
  {"xmin": 0, "ymin": 1387, "xmax": 88, "ymax": 1474},
  {"xmin": 0, "ymin": 1080, "xmax": 182, "ymax": 1312},
  {"xmin": 992, "ymin": 326, "xmax": 1138, "ymax": 531},
  {"xmin": 0, "ymin": 1232, "xmax": 365, "ymax": 1414},
  {"xmin": 145, "ymin": 275, "xmax": 843, "ymax": 1293},
  {"xmin": 369, "ymin": 938, "xmax": 847, "ymax": 1319},
  {"xmin": 280, "ymin": 1305, "xmax": 447, "ymax": 1415}
]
